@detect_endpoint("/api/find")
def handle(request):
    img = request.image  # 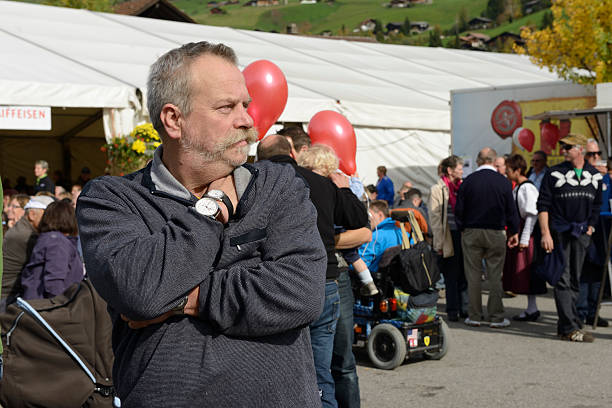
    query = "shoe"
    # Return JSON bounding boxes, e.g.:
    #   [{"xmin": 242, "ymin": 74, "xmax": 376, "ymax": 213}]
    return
[
  {"xmin": 512, "ymin": 310, "xmax": 541, "ymax": 322},
  {"xmin": 504, "ymin": 291, "xmax": 517, "ymax": 298},
  {"xmin": 447, "ymin": 312, "xmax": 459, "ymax": 322},
  {"xmin": 489, "ymin": 318, "xmax": 511, "ymax": 328},
  {"xmin": 586, "ymin": 317, "xmax": 609, "ymax": 327},
  {"xmin": 359, "ymin": 282, "xmax": 379, "ymax": 296},
  {"xmin": 464, "ymin": 317, "xmax": 481, "ymax": 327},
  {"xmin": 559, "ymin": 330, "xmax": 594, "ymax": 342},
  {"xmin": 459, "ymin": 311, "xmax": 468, "ymax": 319}
]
